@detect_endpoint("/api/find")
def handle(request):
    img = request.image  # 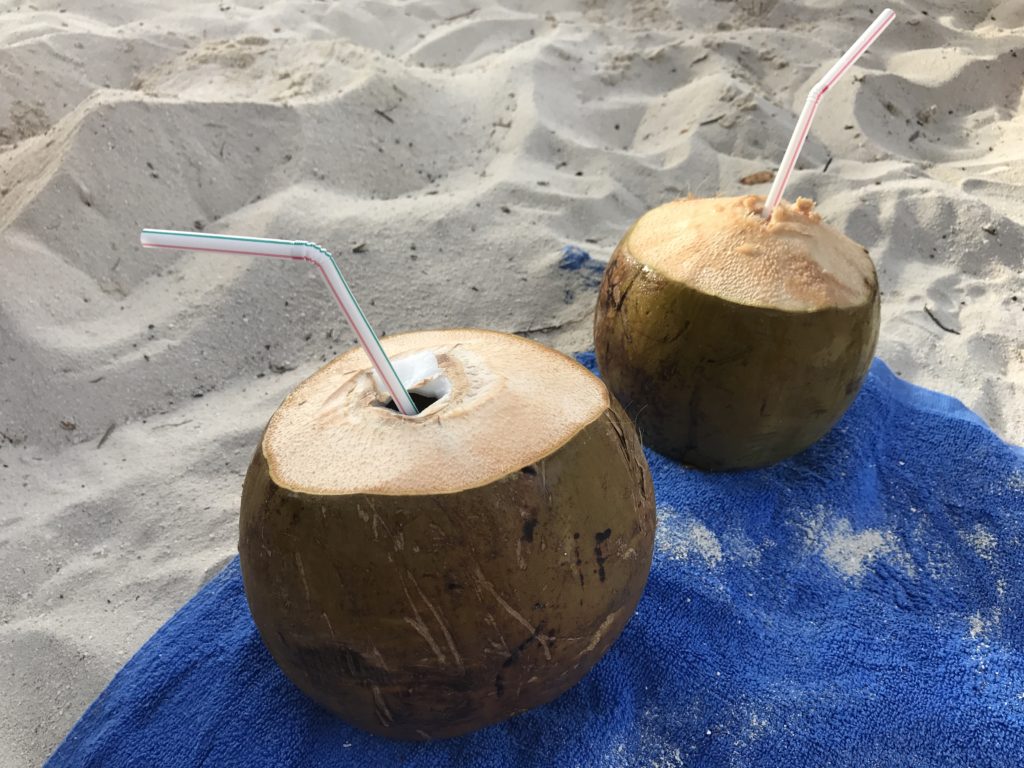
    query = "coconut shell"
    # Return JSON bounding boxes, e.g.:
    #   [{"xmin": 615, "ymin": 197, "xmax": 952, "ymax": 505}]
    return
[
  {"xmin": 239, "ymin": 329, "xmax": 655, "ymax": 740},
  {"xmin": 594, "ymin": 195, "xmax": 880, "ymax": 470}
]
